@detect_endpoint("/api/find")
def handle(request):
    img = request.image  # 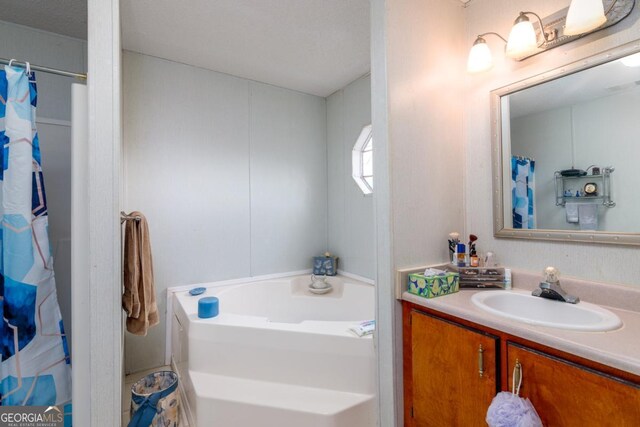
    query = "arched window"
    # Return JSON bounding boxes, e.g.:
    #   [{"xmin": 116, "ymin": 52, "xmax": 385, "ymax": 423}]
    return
[{"xmin": 352, "ymin": 124, "xmax": 373, "ymax": 194}]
